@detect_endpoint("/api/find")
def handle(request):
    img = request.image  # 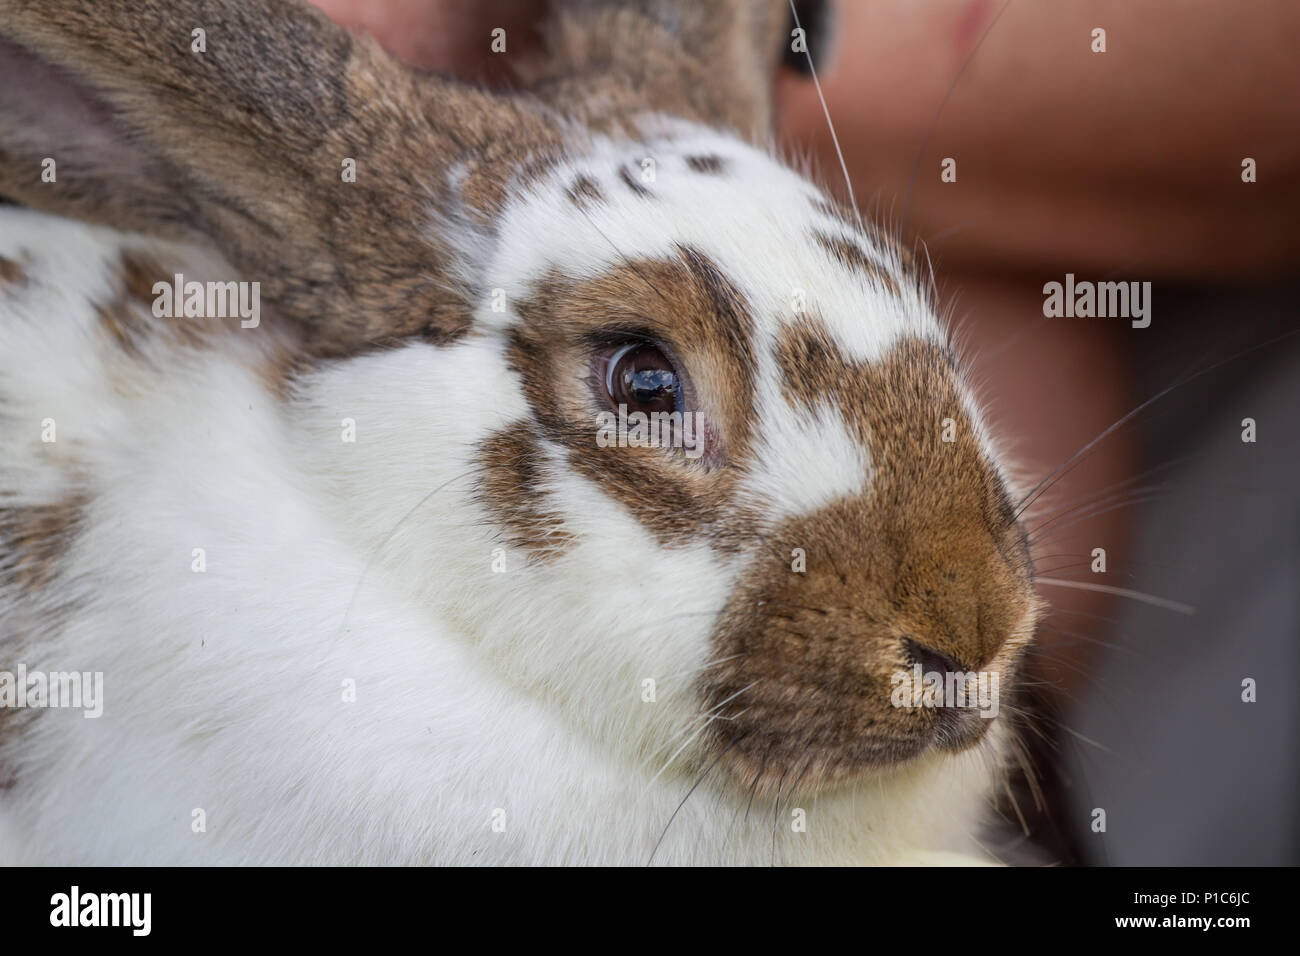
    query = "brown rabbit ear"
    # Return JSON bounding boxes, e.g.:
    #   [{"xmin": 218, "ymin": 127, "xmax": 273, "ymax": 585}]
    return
[
  {"xmin": 524, "ymin": 0, "xmax": 792, "ymax": 143},
  {"xmin": 0, "ymin": 0, "xmax": 559, "ymax": 355}
]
